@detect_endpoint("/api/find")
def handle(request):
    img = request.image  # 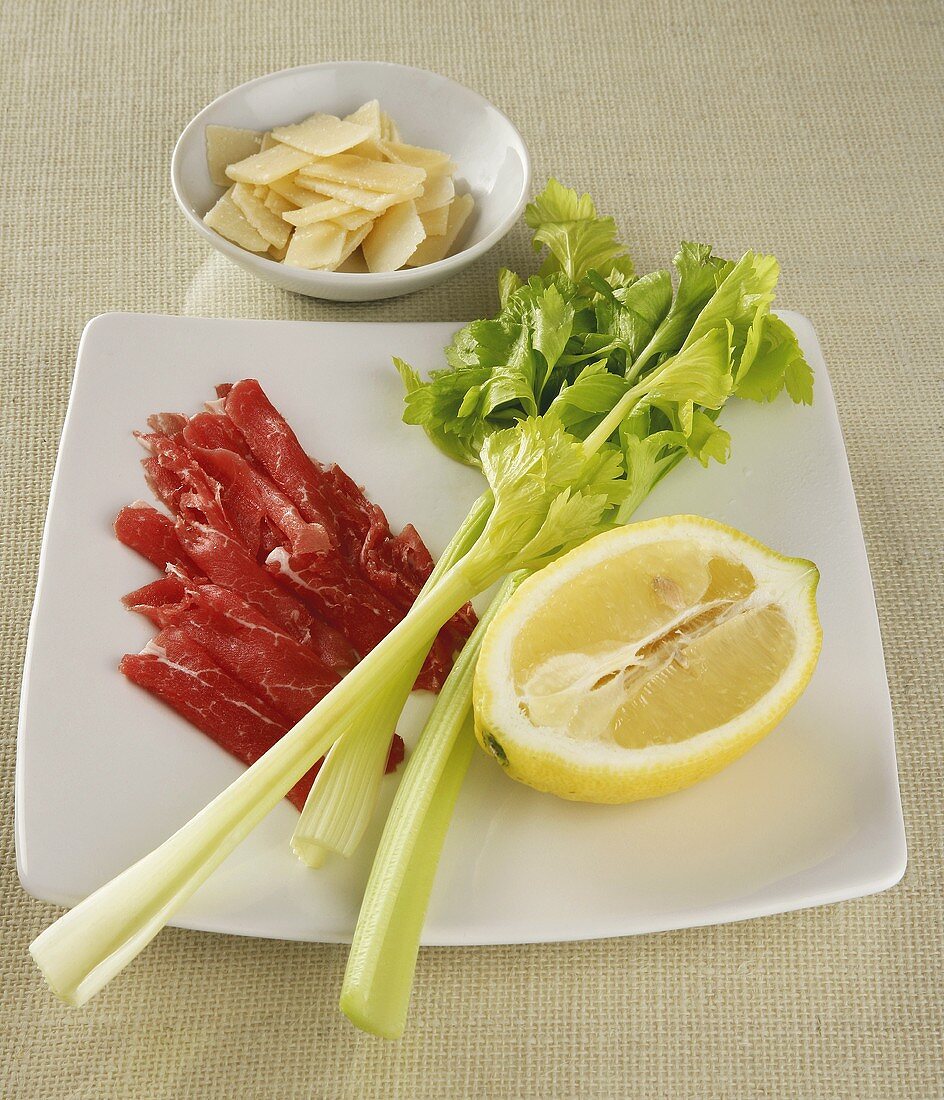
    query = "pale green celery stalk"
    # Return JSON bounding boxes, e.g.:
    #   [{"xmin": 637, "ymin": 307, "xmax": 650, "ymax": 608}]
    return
[
  {"xmin": 580, "ymin": 373, "xmax": 653, "ymax": 455},
  {"xmin": 344, "ymin": 727, "xmax": 475, "ymax": 1034},
  {"xmin": 291, "ymin": 494, "xmax": 492, "ymax": 867},
  {"xmin": 29, "ymin": 563, "xmax": 477, "ymax": 1007},
  {"xmin": 339, "ymin": 444, "xmax": 684, "ymax": 1038},
  {"xmin": 340, "ymin": 575, "xmax": 520, "ymax": 1039},
  {"xmin": 624, "ymin": 334, "xmax": 665, "ymax": 384},
  {"xmin": 291, "ymin": 683, "xmax": 409, "ymax": 867},
  {"xmin": 580, "ymin": 328, "xmax": 727, "ymax": 456}
]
